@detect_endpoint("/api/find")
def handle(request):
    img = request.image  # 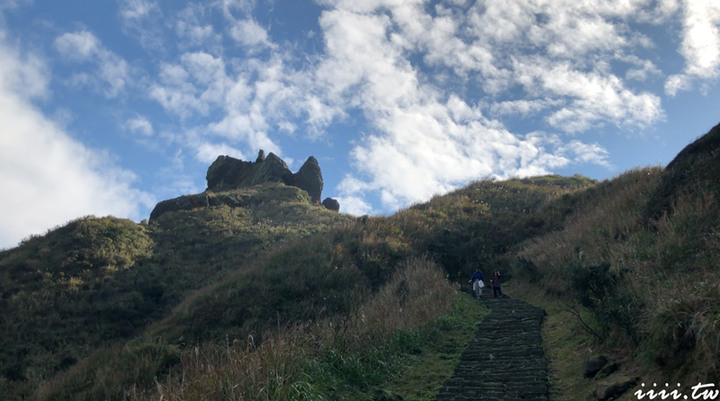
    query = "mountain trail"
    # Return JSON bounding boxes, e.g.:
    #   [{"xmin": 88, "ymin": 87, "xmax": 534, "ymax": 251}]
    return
[{"xmin": 437, "ymin": 296, "xmax": 549, "ymax": 401}]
